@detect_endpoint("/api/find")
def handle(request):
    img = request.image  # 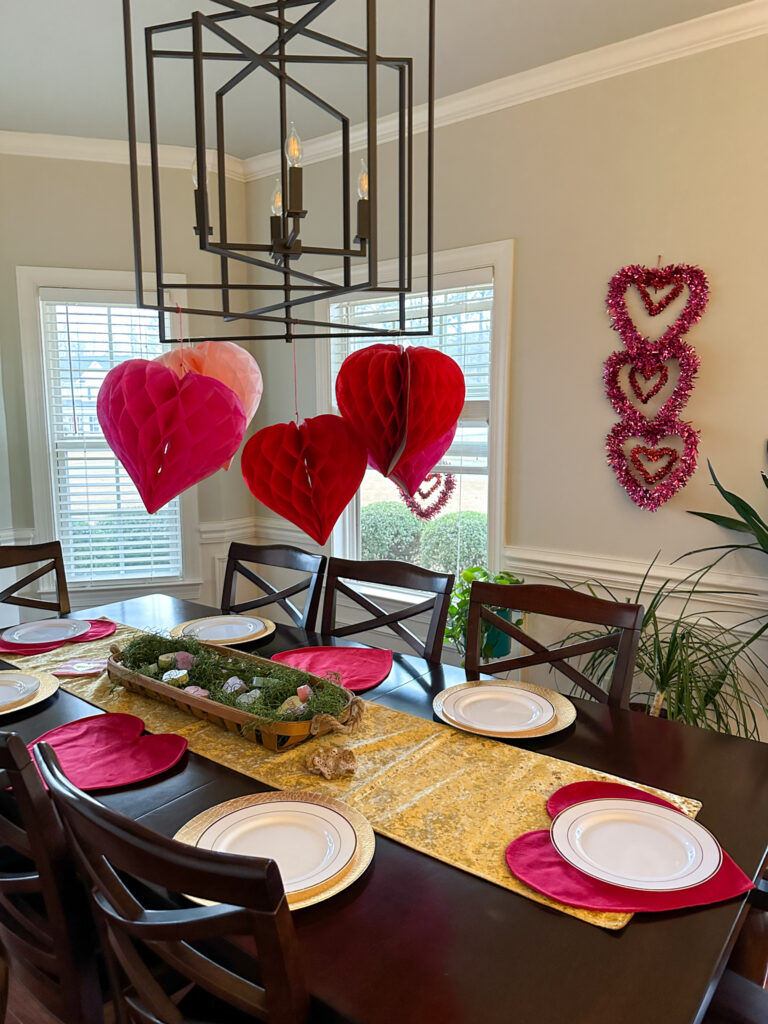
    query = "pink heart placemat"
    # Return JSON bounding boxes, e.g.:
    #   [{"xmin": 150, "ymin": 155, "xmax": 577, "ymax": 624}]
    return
[
  {"xmin": 29, "ymin": 713, "xmax": 188, "ymax": 791},
  {"xmin": 0, "ymin": 619, "xmax": 117, "ymax": 656},
  {"xmin": 271, "ymin": 646, "xmax": 394, "ymax": 693},
  {"xmin": 506, "ymin": 781, "xmax": 754, "ymax": 914}
]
